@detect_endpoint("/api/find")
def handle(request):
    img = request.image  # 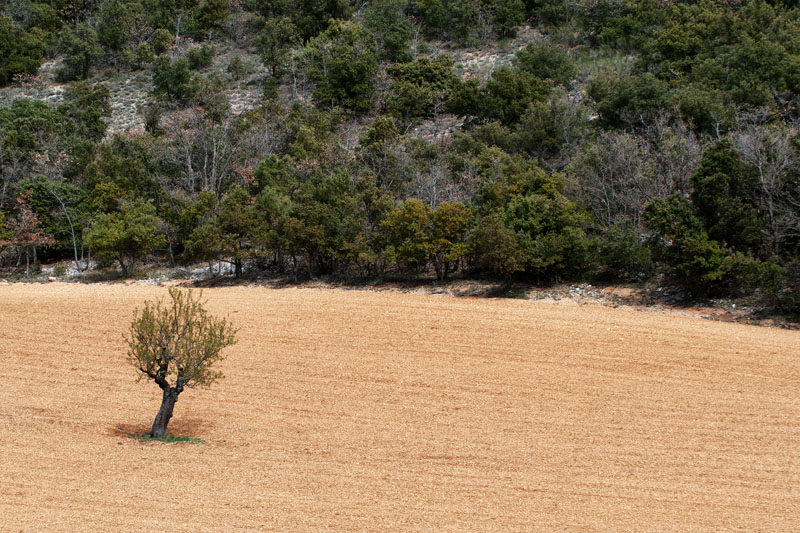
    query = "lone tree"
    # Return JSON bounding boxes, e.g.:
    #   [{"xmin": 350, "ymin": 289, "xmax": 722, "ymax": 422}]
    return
[{"xmin": 126, "ymin": 288, "xmax": 237, "ymax": 438}]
